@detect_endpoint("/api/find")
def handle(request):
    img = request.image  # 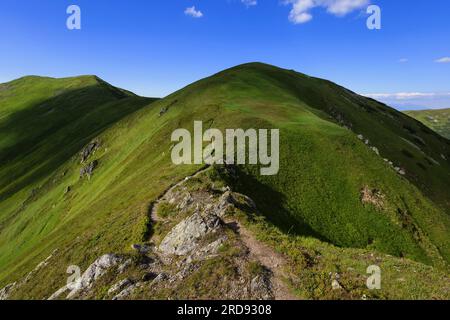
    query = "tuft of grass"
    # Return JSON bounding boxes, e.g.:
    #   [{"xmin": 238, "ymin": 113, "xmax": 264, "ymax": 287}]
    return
[{"xmin": 156, "ymin": 202, "xmax": 177, "ymax": 219}]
